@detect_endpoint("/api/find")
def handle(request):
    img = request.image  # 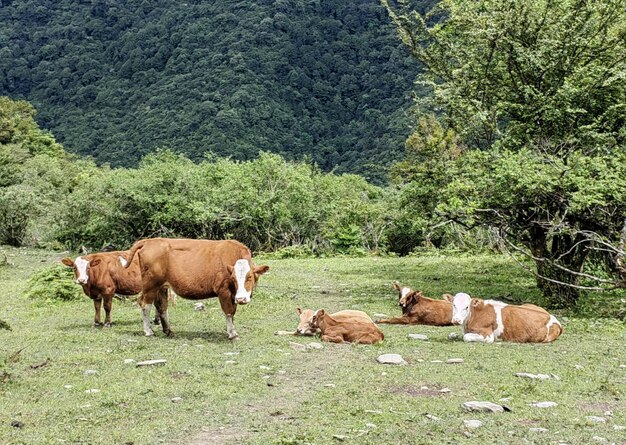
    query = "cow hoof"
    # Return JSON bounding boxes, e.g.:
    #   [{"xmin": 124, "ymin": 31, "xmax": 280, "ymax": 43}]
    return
[
  {"xmin": 164, "ymin": 330, "xmax": 175, "ymax": 337},
  {"xmin": 93, "ymin": 322, "xmax": 104, "ymax": 328},
  {"xmin": 104, "ymin": 322, "xmax": 112, "ymax": 328},
  {"xmin": 228, "ymin": 333, "xmax": 240, "ymax": 341},
  {"xmin": 152, "ymin": 319, "xmax": 161, "ymax": 326},
  {"xmin": 144, "ymin": 331, "xmax": 155, "ymax": 337}
]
